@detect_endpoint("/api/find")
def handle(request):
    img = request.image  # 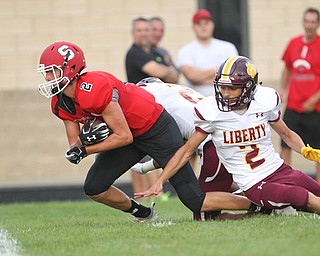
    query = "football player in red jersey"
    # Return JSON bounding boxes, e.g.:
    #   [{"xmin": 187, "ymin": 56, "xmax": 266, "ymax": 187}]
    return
[{"xmin": 37, "ymin": 41, "xmax": 269, "ymax": 222}]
